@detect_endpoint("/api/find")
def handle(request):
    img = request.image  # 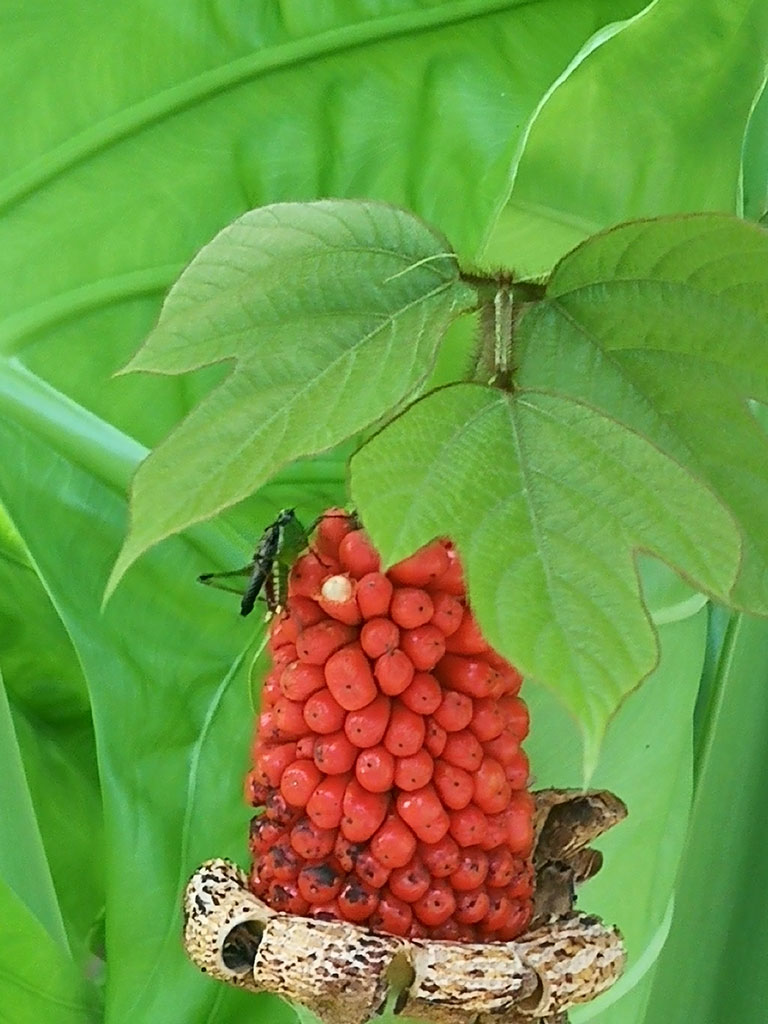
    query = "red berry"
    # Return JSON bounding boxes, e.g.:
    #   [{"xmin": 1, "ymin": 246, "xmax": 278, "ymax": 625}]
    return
[
  {"xmin": 303, "ymin": 688, "xmax": 347, "ymax": 734},
  {"xmin": 296, "ymin": 620, "xmax": 356, "ymax": 665},
  {"xmin": 450, "ymin": 847, "xmax": 489, "ymax": 891},
  {"xmin": 354, "ymin": 849, "xmax": 391, "ymax": 889},
  {"xmin": 508, "ymin": 861, "xmax": 534, "ymax": 900},
  {"xmin": 487, "ymin": 847, "xmax": 517, "ymax": 888},
  {"xmin": 473, "ymin": 757, "xmax": 511, "ymax": 814},
  {"xmin": 435, "ymin": 544, "xmax": 465, "ymax": 595},
  {"xmin": 396, "ymin": 786, "xmax": 450, "ymax": 844},
  {"xmin": 313, "ymin": 730, "xmax": 357, "ymax": 774},
  {"xmin": 339, "ymin": 530, "xmax": 381, "ymax": 577},
  {"xmin": 374, "ymin": 648, "xmax": 415, "ymax": 695},
  {"xmin": 504, "ymin": 791, "xmax": 535, "ymax": 853},
  {"xmin": 337, "ymin": 879, "xmax": 379, "ymax": 922},
  {"xmin": 449, "ymin": 804, "xmax": 488, "ymax": 847},
  {"xmin": 418, "ymin": 834, "xmax": 461, "ymax": 877},
  {"xmin": 269, "ymin": 610, "xmax": 299, "ymax": 651},
  {"xmin": 413, "ymin": 880, "xmax": 456, "ymax": 927},
  {"xmin": 400, "ymin": 624, "xmax": 446, "ymax": 671},
  {"xmin": 432, "ymin": 690, "xmax": 474, "ymax": 732},
  {"xmin": 496, "ymin": 901, "xmax": 532, "ymax": 940},
  {"xmin": 429, "ymin": 592, "xmax": 464, "ymax": 636},
  {"xmin": 482, "ymin": 728, "xmax": 521, "ymax": 767},
  {"xmin": 317, "ymin": 574, "xmax": 362, "ymax": 625},
  {"xmin": 266, "ymin": 880, "xmax": 310, "ymax": 916},
  {"xmin": 455, "ymin": 888, "xmax": 490, "ymax": 925},
  {"xmin": 244, "ymin": 771, "xmax": 269, "ymax": 806},
  {"xmin": 443, "ymin": 608, "xmax": 489, "ymax": 655},
  {"xmin": 384, "ymin": 703, "xmax": 426, "ymax": 758},
  {"xmin": 370, "ymin": 816, "xmax": 417, "ymax": 869},
  {"xmin": 388, "ymin": 858, "xmax": 431, "ymax": 903},
  {"xmin": 393, "ymin": 749, "xmax": 434, "ymax": 791},
  {"xmin": 272, "ymin": 696, "xmax": 309, "ymax": 739},
  {"xmin": 256, "ymin": 742, "xmax": 297, "ymax": 787},
  {"xmin": 390, "ymin": 588, "xmax": 434, "ymax": 629},
  {"xmin": 280, "ymin": 759, "xmax": 322, "ymax": 808},
  {"xmin": 355, "ymin": 572, "xmax": 393, "ymax": 619},
  {"xmin": 435, "ymin": 654, "xmax": 493, "ymax": 698},
  {"xmin": 295, "ymin": 735, "xmax": 316, "ymax": 759},
  {"xmin": 442, "ymin": 729, "xmax": 484, "ymax": 771},
  {"xmin": 288, "ymin": 595, "xmax": 326, "ymax": 629},
  {"xmin": 388, "ymin": 541, "xmax": 449, "ymax": 587},
  {"xmin": 334, "ymin": 833, "xmax": 363, "ymax": 872},
  {"xmin": 306, "ymin": 773, "xmax": 350, "ymax": 829},
  {"xmin": 340, "ymin": 780, "xmax": 389, "ymax": 842},
  {"xmin": 400, "ymin": 672, "xmax": 442, "ymax": 715},
  {"xmin": 280, "ymin": 661, "xmax": 326, "ymax": 701},
  {"xmin": 264, "ymin": 790, "xmax": 300, "ymax": 826},
  {"xmin": 433, "ymin": 761, "xmax": 474, "ymax": 810},
  {"xmin": 324, "ymin": 643, "xmax": 377, "ymax": 711},
  {"xmin": 480, "ymin": 891, "xmax": 514, "ymax": 933},
  {"xmin": 360, "ymin": 617, "xmax": 400, "ymax": 659},
  {"xmin": 289, "ymin": 552, "xmax": 328, "ymax": 599},
  {"xmin": 344, "ymin": 694, "xmax": 391, "ymax": 748},
  {"xmin": 470, "ymin": 697, "xmax": 505, "ymax": 742},
  {"xmin": 261, "ymin": 842, "xmax": 300, "ymax": 882},
  {"xmin": 424, "ymin": 717, "xmax": 447, "ymax": 757},
  {"xmin": 371, "ymin": 891, "xmax": 413, "ymax": 937},
  {"xmin": 298, "ymin": 863, "xmax": 344, "ymax": 904},
  {"xmin": 355, "ymin": 745, "xmax": 395, "ymax": 793},
  {"xmin": 499, "ymin": 696, "xmax": 530, "ymax": 740},
  {"xmin": 314, "ymin": 509, "xmax": 355, "ymax": 561},
  {"xmin": 504, "ymin": 749, "xmax": 530, "ymax": 790},
  {"xmin": 271, "ymin": 644, "xmax": 297, "ymax": 670},
  {"xmin": 289, "ymin": 818, "xmax": 336, "ymax": 860}
]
